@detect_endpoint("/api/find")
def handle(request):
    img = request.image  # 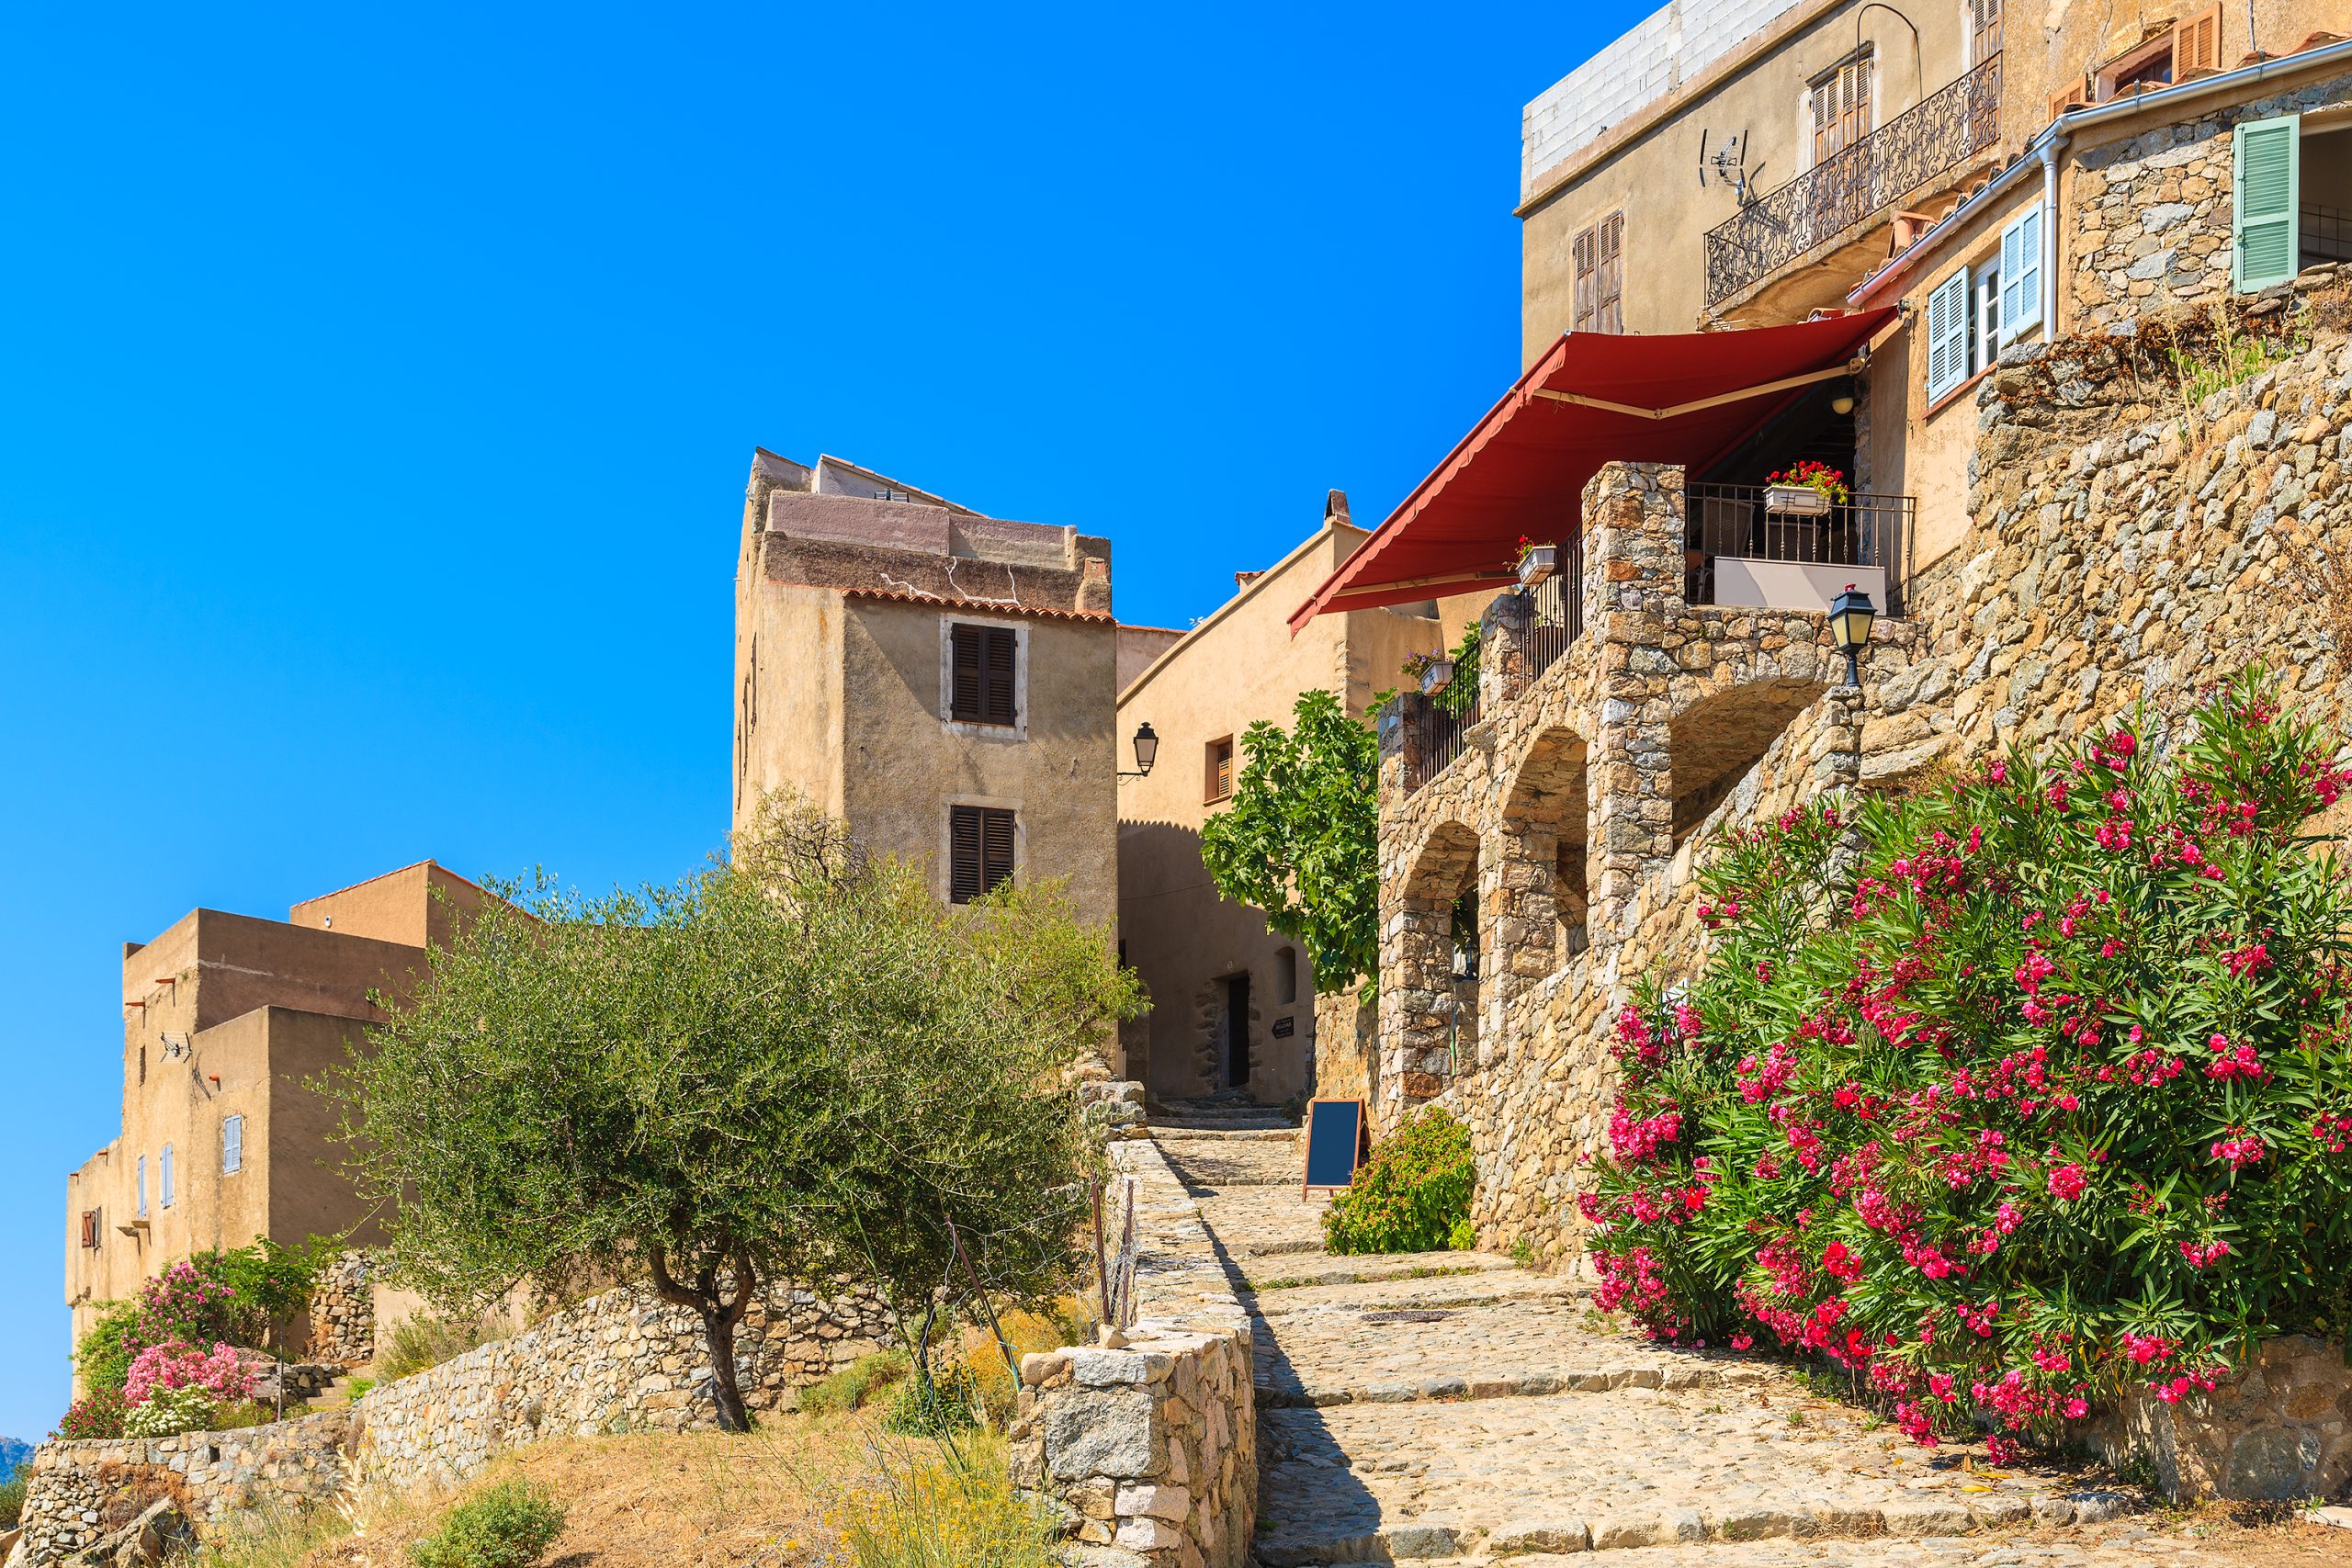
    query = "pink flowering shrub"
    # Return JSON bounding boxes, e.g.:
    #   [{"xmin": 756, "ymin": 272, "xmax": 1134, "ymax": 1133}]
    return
[
  {"xmin": 123, "ymin": 1340, "xmax": 254, "ymax": 1409},
  {"xmin": 1581, "ymin": 670, "xmax": 2352, "ymax": 1451}
]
